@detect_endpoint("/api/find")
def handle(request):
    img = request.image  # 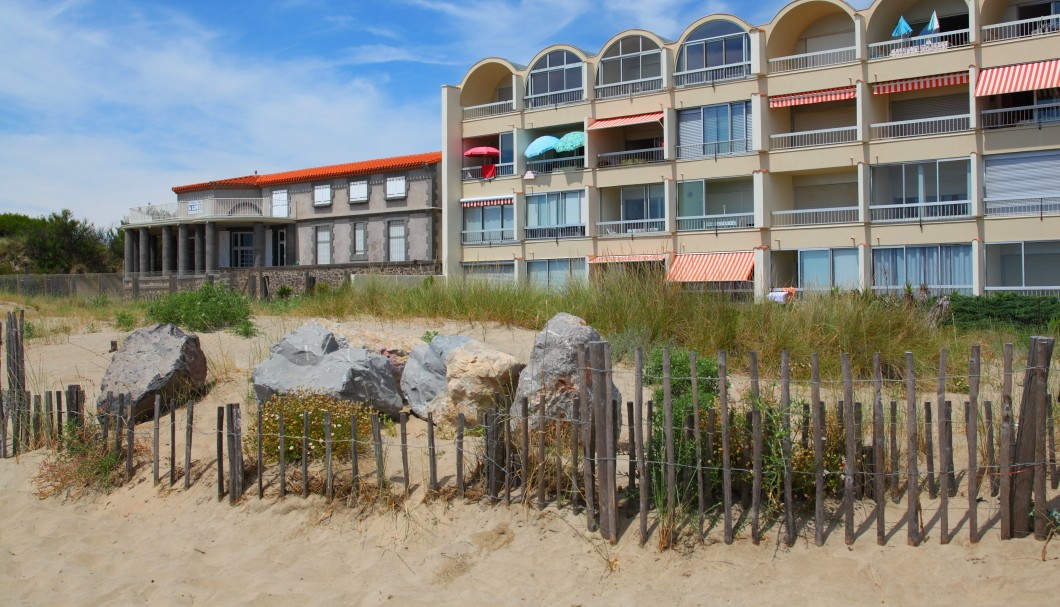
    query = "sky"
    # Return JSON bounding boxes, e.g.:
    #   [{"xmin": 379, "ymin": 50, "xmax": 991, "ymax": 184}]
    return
[{"xmin": 0, "ymin": 0, "xmax": 867, "ymax": 227}]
